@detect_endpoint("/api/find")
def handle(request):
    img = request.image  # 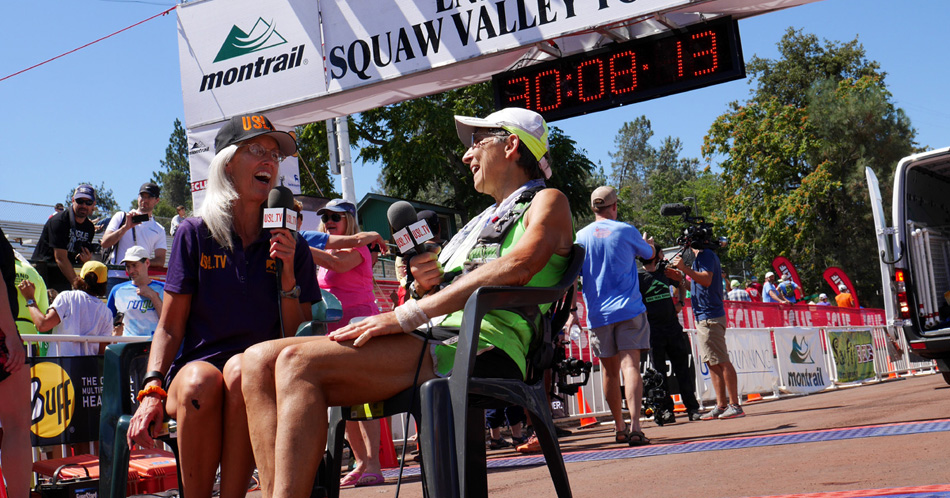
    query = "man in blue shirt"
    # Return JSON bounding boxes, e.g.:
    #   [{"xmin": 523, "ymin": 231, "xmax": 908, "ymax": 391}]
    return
[
  {"xmin": 106, "ymin": 246, "xmax": 164, "ymax": 337},
  {"xmin": 574, "ymin": 186, "xmax": 655, "ymax": 446},
  {"xmin": 672, "ymin": 246, "xmax": 744, "ymax": 420}
]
